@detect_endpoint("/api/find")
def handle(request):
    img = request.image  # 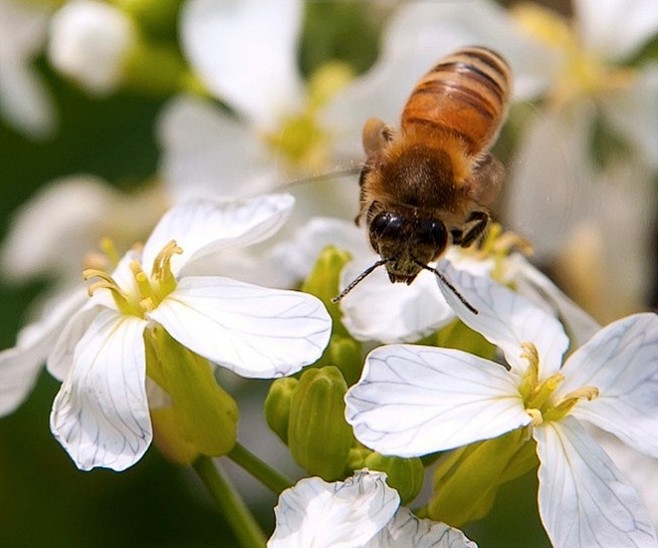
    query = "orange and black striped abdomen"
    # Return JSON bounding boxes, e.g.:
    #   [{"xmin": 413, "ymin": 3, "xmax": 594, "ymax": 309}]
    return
[{"xmin": 401, "ymin": 47, "xmax": 511, "ymax": 156}]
